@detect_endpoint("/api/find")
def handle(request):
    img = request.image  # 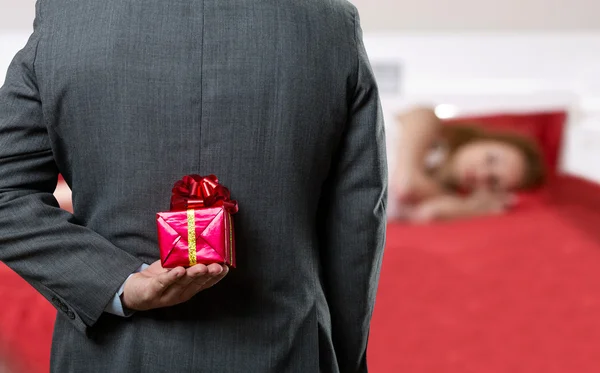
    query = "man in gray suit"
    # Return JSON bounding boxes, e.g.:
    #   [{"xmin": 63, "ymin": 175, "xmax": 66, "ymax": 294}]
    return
[{"xmin": 0, "ymin": 0, "xmax": 387, "ymax": 372}]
